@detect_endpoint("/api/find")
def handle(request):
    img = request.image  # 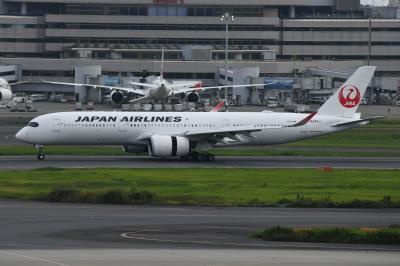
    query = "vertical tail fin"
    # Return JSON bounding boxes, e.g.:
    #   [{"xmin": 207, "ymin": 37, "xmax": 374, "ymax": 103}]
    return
[{"xmin": 318, "ymin": 66, "xmax": 376, "ymax": 118}]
